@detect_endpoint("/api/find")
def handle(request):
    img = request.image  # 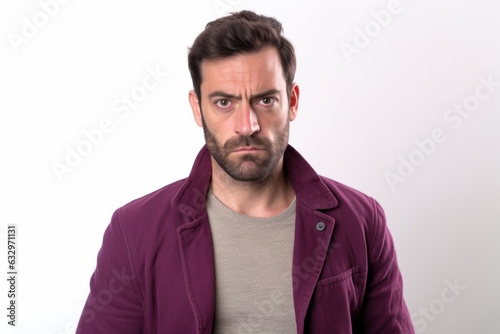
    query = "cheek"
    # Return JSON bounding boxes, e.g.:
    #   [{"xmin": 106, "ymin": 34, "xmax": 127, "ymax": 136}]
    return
[
  {"xmin": 266, "ymin": 114, "xmax": 289, "ymax": 133},
  {"xmin": 261, "ymin": 121, "xmax": 289, "ymax": 145},
  {"xmin": 204, "ymin": 116, "xmax": 235, "ymax": 144}
]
